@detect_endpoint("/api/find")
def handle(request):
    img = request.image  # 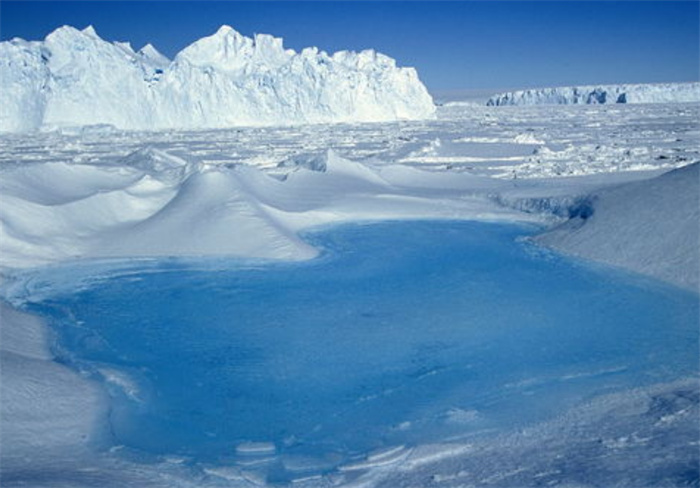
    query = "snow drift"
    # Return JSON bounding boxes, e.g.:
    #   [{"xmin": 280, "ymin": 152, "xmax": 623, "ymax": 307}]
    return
[
  {"xmin": 535, "ymin": 162, "xmax": 699, "ymax": 291},
  {"xmin": 0, "ymin": 148, "xmax": 531, "ymax": 272},
  {"xmin": 487, "ymin": 82, "xmax": 700, "ymax": 106},
  {"xmin": 0, "ymin": 25, "xmax": 435, "ymax": 132}
]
